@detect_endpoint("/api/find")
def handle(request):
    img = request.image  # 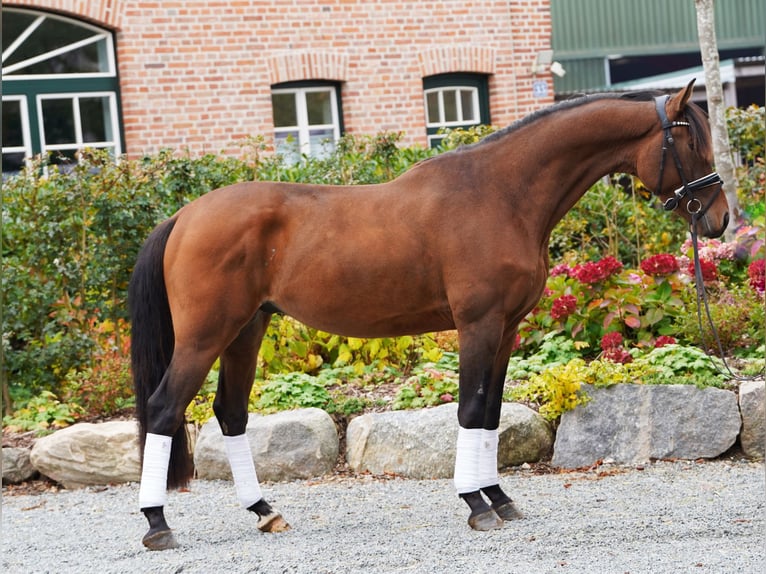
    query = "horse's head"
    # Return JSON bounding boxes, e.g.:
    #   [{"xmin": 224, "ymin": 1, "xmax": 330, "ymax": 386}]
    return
[{"xmin": 636, "ymin": 80, "xmax": 729, "ymax": 238}]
